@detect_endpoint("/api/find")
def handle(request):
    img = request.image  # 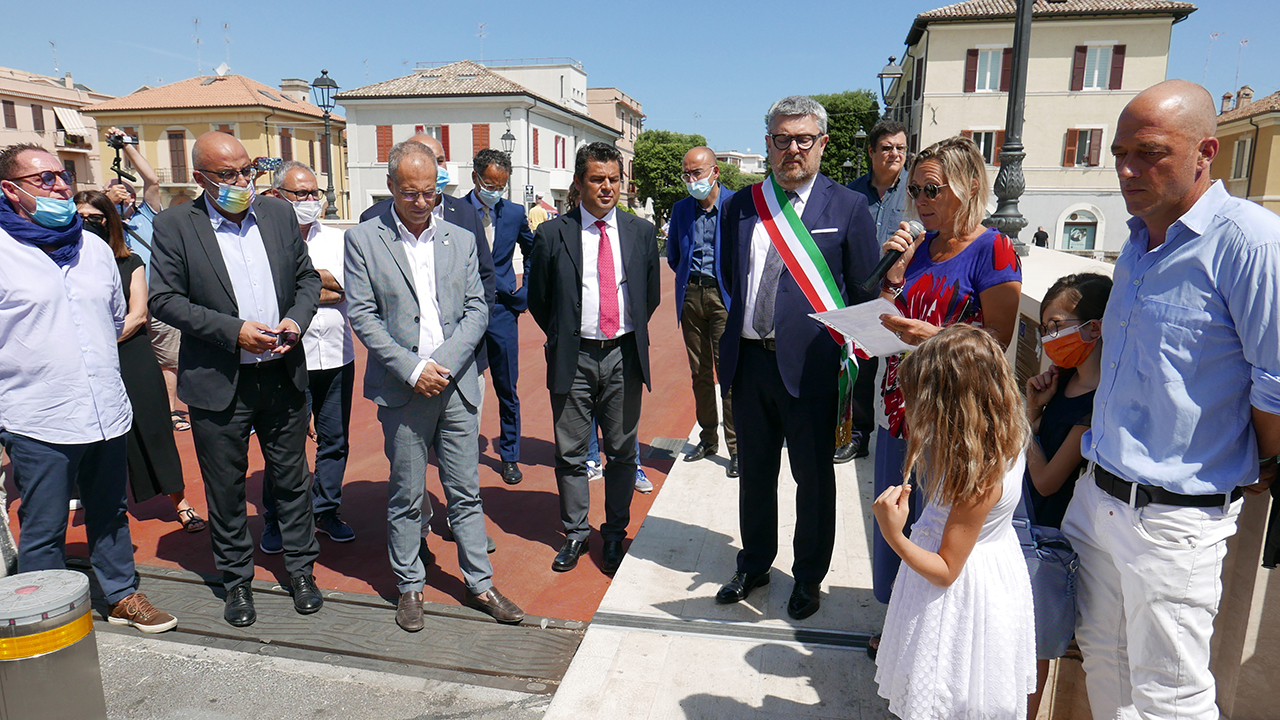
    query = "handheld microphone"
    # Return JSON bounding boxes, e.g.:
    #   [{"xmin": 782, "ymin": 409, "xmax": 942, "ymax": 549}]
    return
[{"xmin": 859, "ymin": 220, "xmax": 926, "ymax": 295}]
